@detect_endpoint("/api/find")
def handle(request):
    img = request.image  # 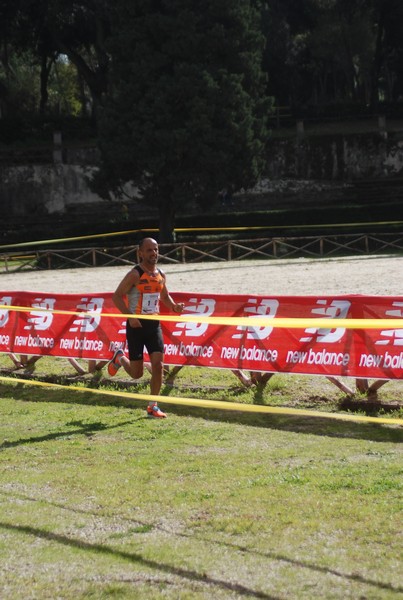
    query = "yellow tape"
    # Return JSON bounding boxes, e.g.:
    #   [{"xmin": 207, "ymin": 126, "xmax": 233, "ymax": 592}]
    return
[
  {"xmin": 174, "ymin": 221, "xmax": 403, "ymax": 232},
  {"xmin": 0, "ymin": 228, "xmax": 159, "ymax": 251},
  {"xmin": 1, "ymin": 304, "xmax": 403, "ymax": 330},
  {"xmin": 1, "ymin": 222, "xmax": 403, "ymax": 250},
  {"xmin": 0, "ymin": 375, "xmax": 401, "ymax": 426}
]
